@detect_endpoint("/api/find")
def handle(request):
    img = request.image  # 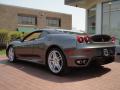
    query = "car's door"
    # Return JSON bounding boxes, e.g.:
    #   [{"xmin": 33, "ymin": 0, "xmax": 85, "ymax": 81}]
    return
[
  {"xmin": 15, "ymin": 31, "xmax": 42, "ymax": 60},
  {"xmin": 31, "ymin": 31, "xmax": 49, "ymax": 62}
]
